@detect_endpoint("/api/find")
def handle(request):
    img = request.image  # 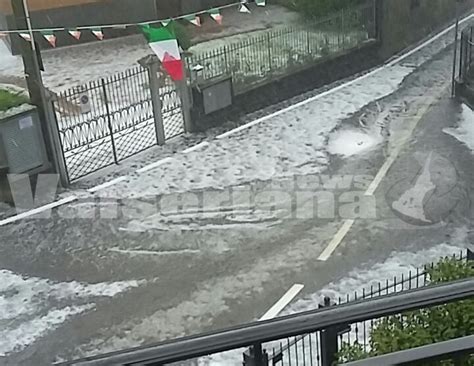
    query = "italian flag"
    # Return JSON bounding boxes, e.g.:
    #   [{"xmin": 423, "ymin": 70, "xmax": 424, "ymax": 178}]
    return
[{"xmin": 142, "ymin": 25, "xmax": 183, "ymax": 81}]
